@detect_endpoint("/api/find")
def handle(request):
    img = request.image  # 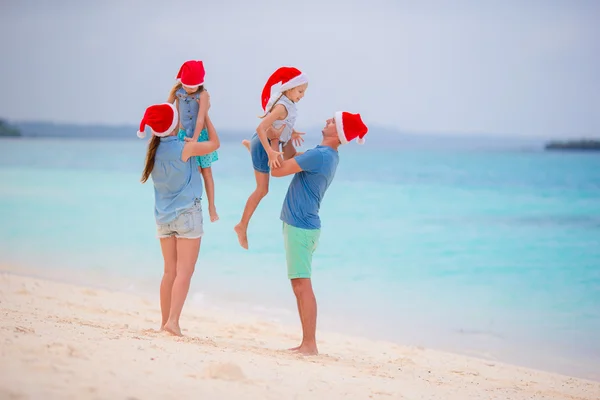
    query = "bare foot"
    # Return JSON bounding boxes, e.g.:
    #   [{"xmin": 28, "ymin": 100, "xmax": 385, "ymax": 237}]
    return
[
  {"xmin": 209, "ymin": 206, "xmax": 219, "ymax": 222},
  {"xmin": 292, "ymin": 342, "xmax": 318, "ymax": 356},
  {"xmin": 163, "ymin": 321, "xmax": 182, "ymax": 337},
  {"xmin": 242, "ymin": 140, "xmax": 251, "ymax": 152},
  {"xmin": 296, "ymin": 344, "xmax": 318, "ymax": 356},
  {"xmin": 234, "ymin": 223, "xmax": 248, "ymax": 250},
  {"xmin": 288, "ymin": 345, "xmax": 301, "ymax": 351}
]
